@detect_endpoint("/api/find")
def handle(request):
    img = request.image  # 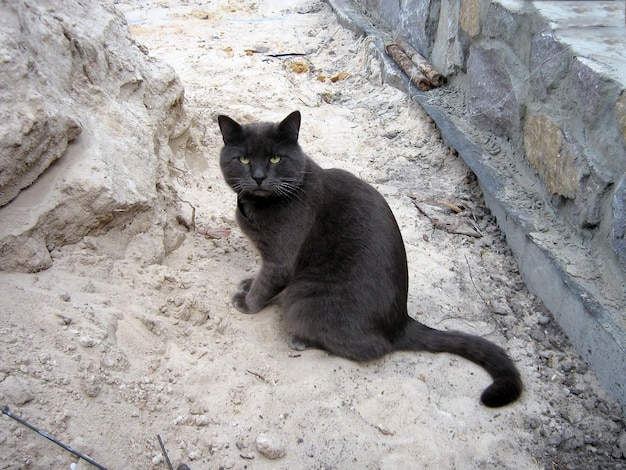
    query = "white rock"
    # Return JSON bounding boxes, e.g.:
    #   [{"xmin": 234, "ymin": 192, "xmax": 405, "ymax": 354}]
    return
[
  {"xmin": 256, "ymin": 435, "xmax": 286, "ymax": 460},
  {"xmin": 0, "ymin": 376, "xmax": 34, "ymax": 405},
  {"xmin": 0, "ymin": 0, "xmax": 189, "ymax": 272}
]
